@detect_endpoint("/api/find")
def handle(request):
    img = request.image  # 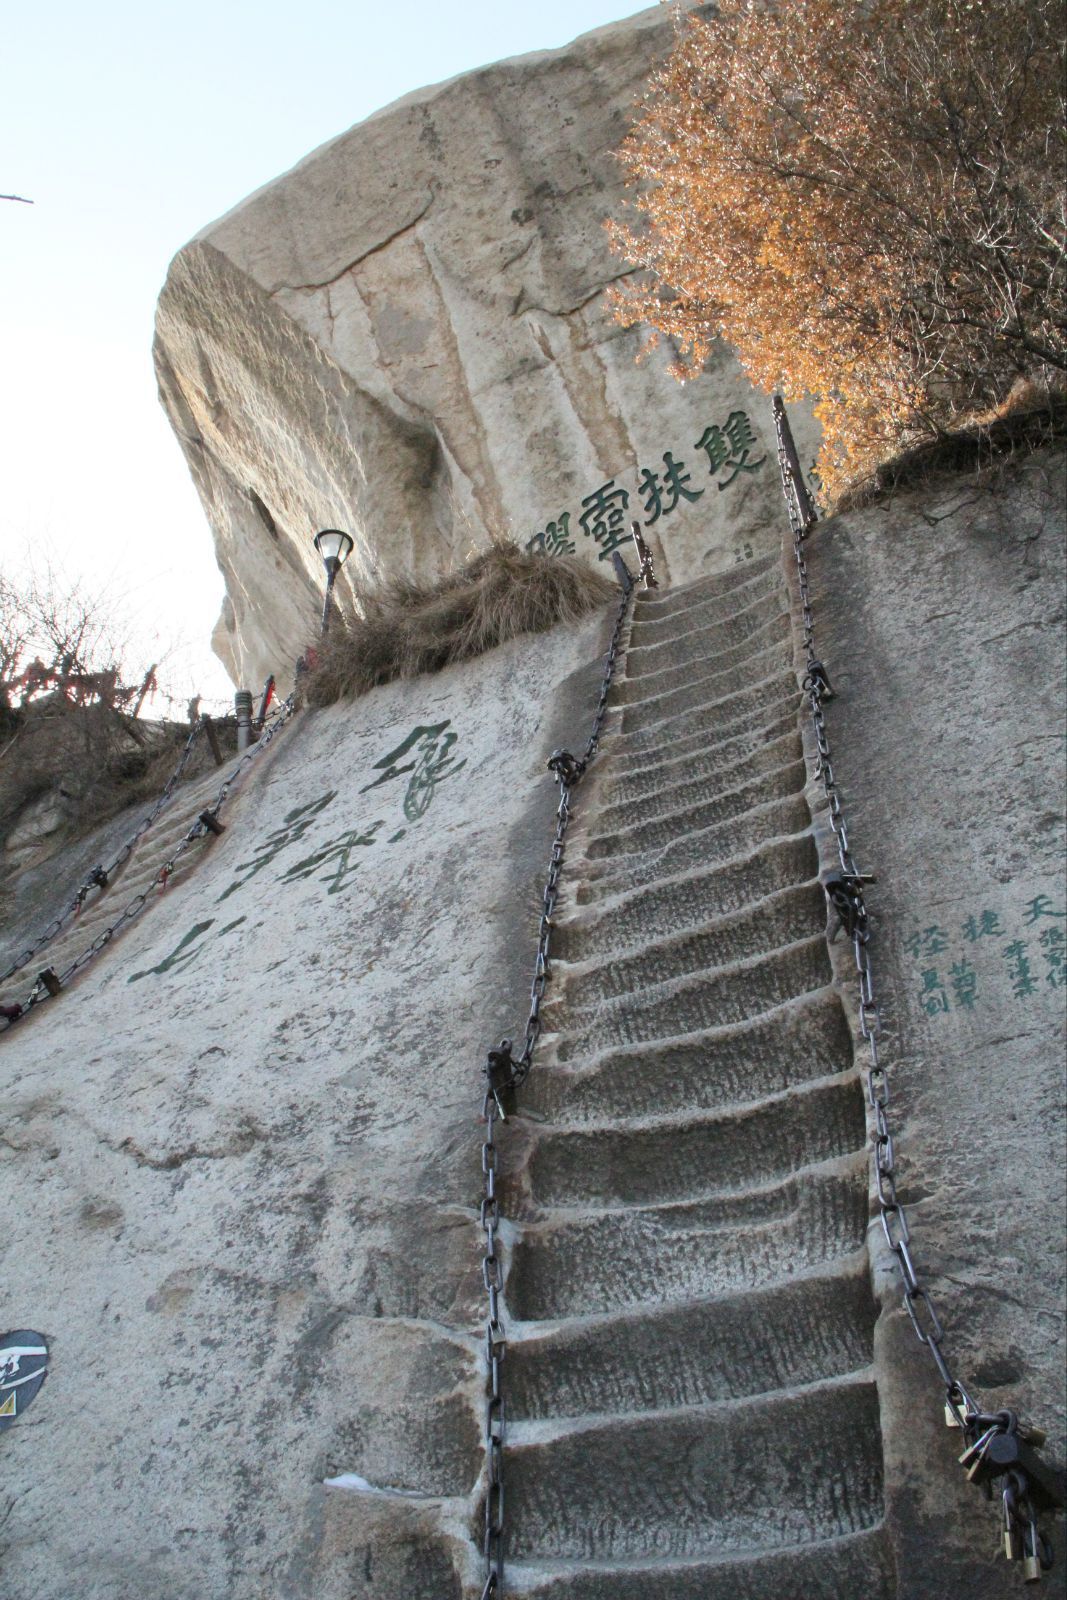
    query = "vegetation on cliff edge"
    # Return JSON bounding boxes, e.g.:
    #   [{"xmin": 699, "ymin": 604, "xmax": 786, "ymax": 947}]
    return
[{"xmin": 609, "ymin": 0, "xmax": 1067, "ymax": 501}]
